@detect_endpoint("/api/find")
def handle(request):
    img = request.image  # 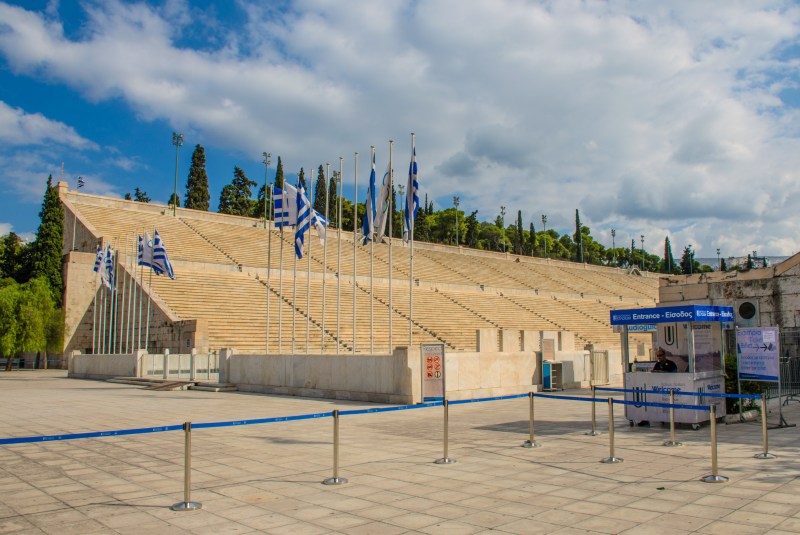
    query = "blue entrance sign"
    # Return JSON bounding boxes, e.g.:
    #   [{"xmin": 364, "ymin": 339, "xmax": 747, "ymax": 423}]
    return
[{"xmin": 610, "ymin": 305, "xmax": 734, "ymax": 326}]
